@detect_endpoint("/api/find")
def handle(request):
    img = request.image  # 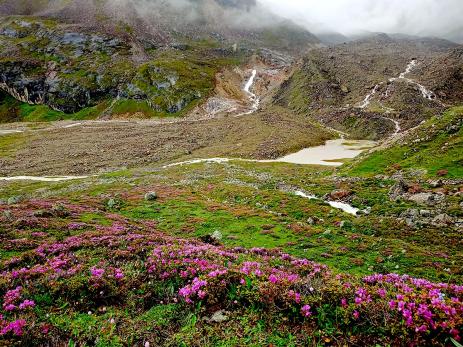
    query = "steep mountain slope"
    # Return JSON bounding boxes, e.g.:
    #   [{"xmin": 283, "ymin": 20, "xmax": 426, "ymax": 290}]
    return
[
  {"xmin": 0, "ymin": 0, "xmax": 319, "ymax": 119},
  {"xmin": 417, "ymin": 47, "xmax": 463, "ymax": 103},
  {"xmin": 274, "ymin": 34, "xmax": 463, "ymax": 139}
]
